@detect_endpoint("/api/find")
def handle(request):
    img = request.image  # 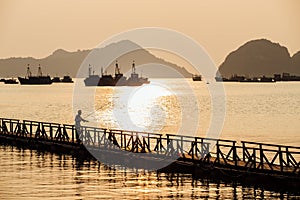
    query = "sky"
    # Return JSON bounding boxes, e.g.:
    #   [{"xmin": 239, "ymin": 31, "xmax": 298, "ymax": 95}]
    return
[{"xmin": 0, "ymin": 0, "xmax": 300, "ymax": 66}]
